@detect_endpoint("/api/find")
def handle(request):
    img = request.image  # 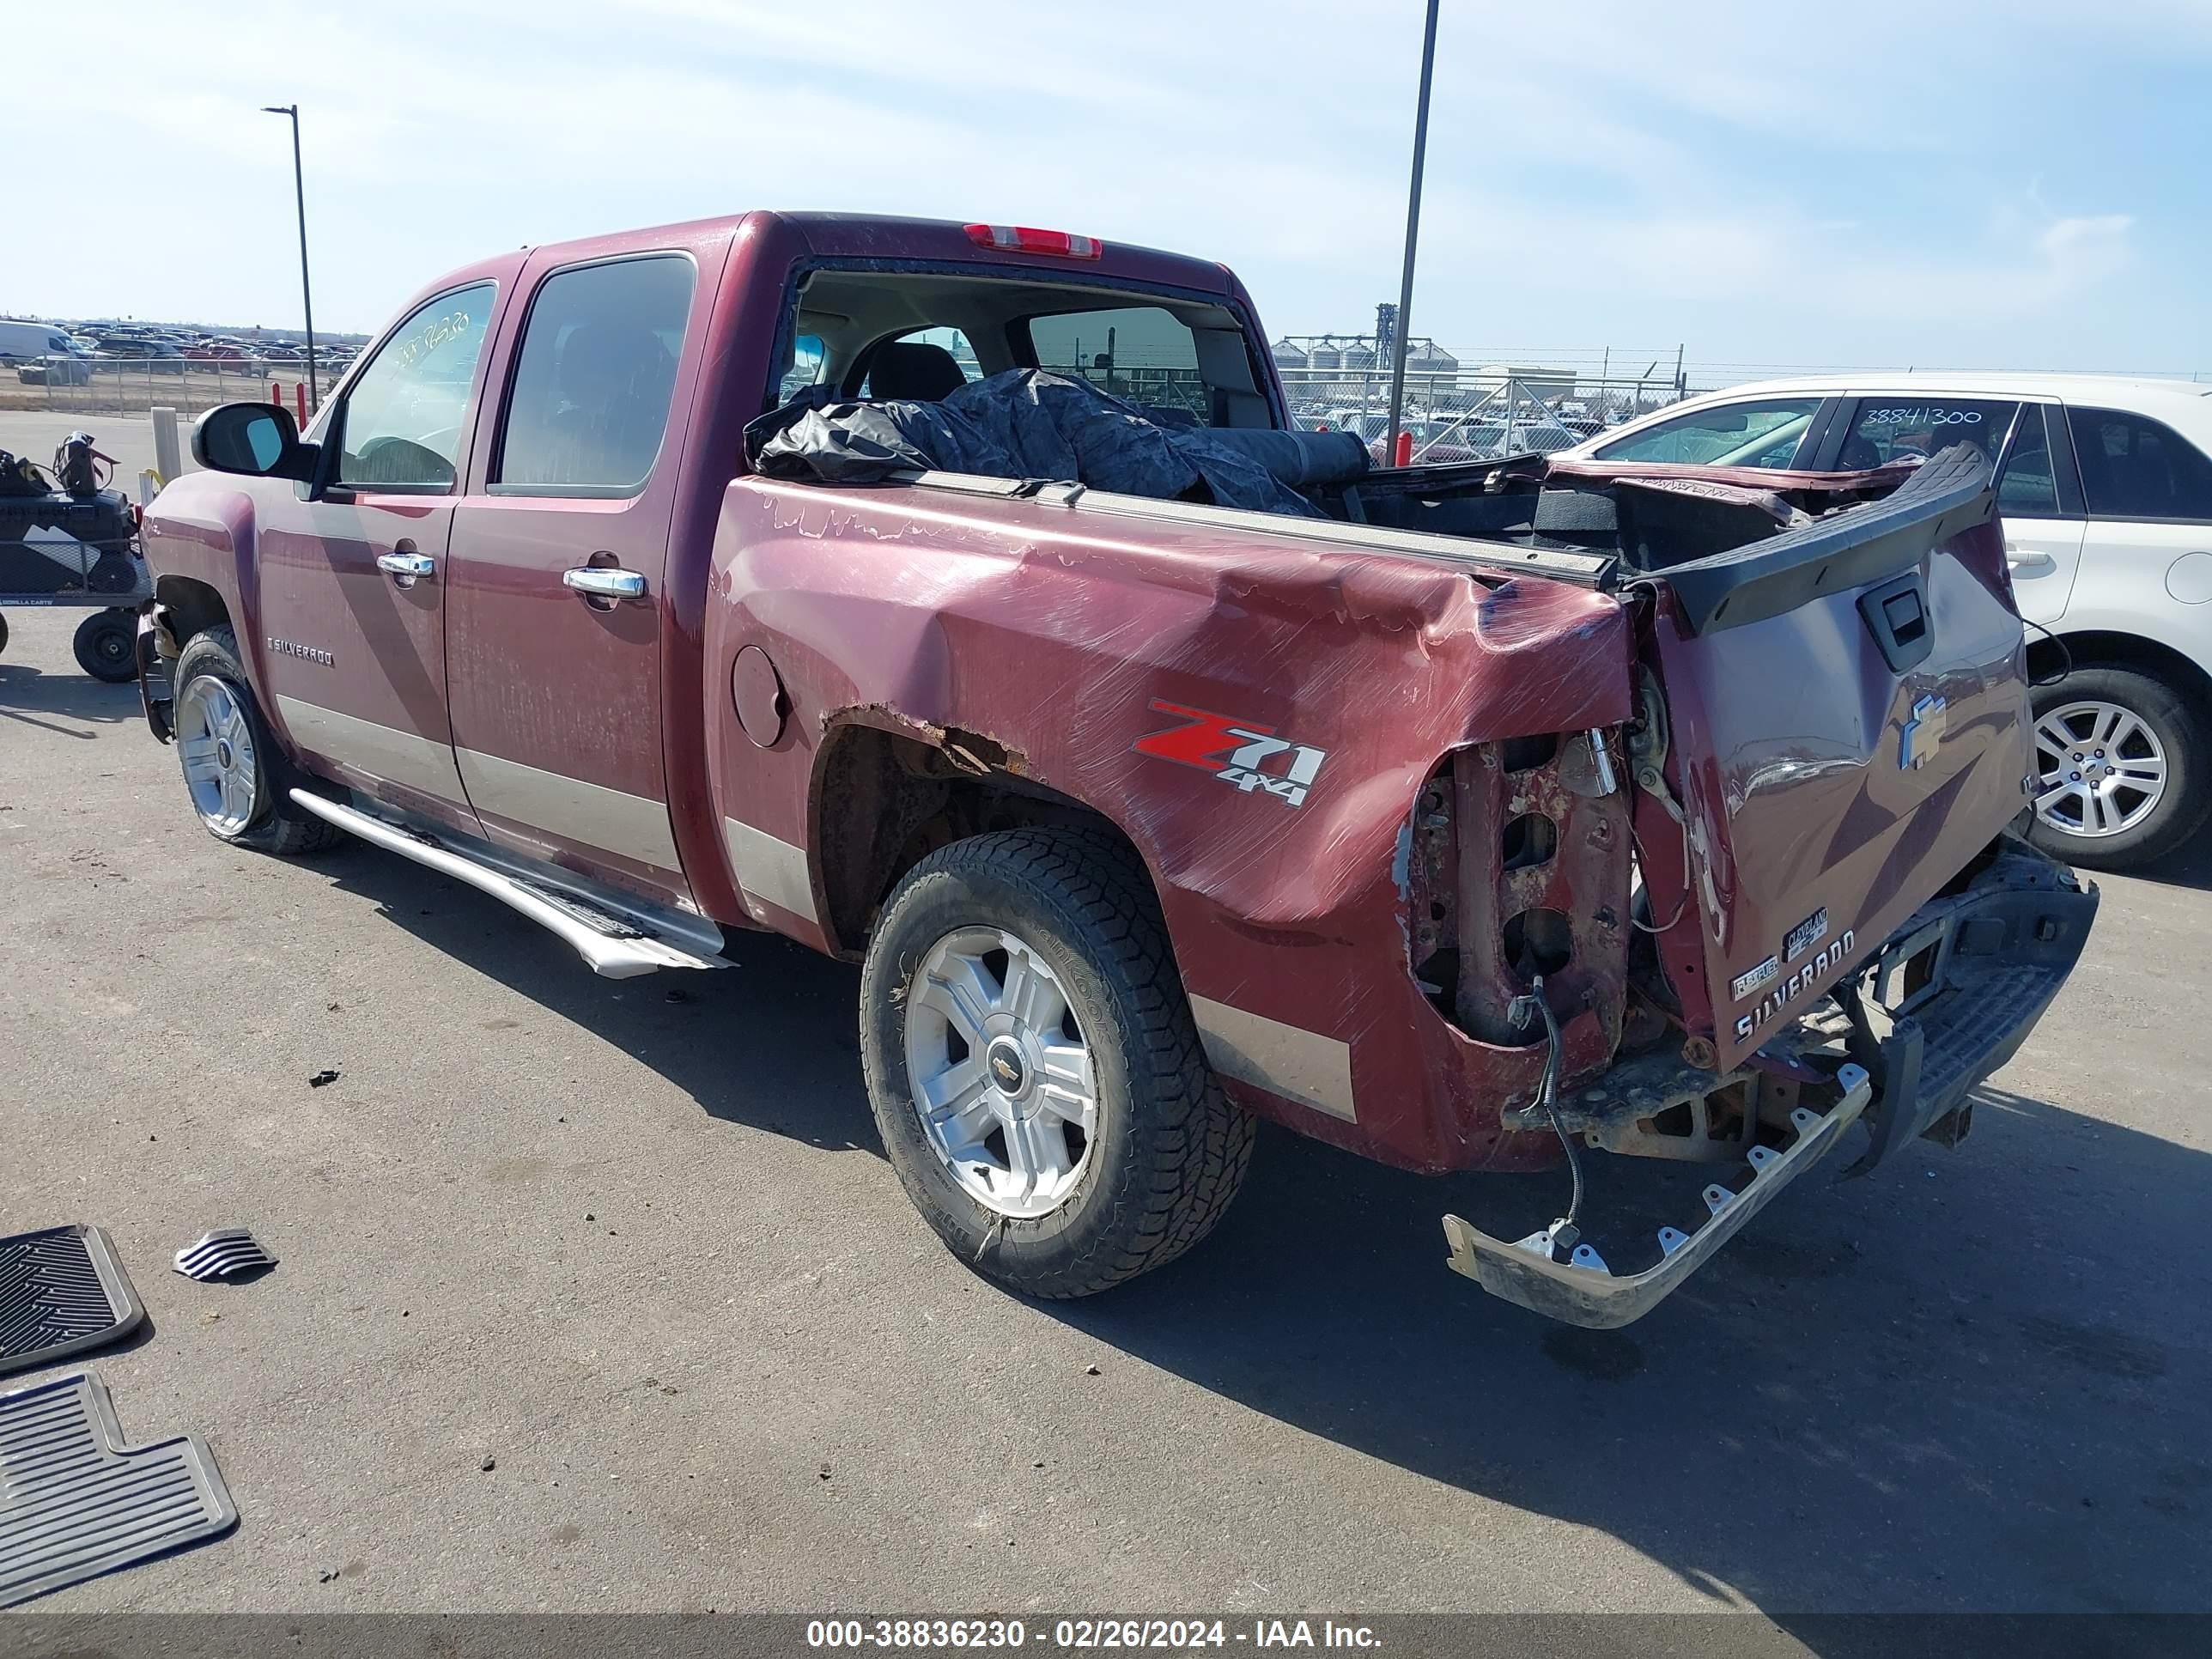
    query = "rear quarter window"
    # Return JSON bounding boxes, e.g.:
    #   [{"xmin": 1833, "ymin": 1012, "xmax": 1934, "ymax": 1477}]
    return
[{"xmin": 2064, "ymin": 406, "xmax": 2212, "ymax": 522}]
